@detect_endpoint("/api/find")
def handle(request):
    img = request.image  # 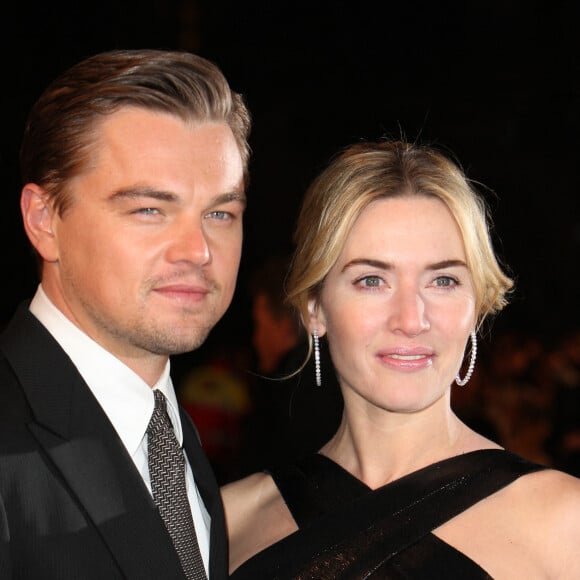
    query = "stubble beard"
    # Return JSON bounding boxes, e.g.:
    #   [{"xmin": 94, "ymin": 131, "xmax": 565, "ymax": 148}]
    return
[
  {"xmin": 120, "ymin": 298, "xmax": 224, "ymax": 356},
  {"xmin": 78, "ymin": 291, "xmax": 225, "ymax": 357},
  {"xmin": 140, "ymin": 317, "xmax": 217, "ymax": 355}
]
